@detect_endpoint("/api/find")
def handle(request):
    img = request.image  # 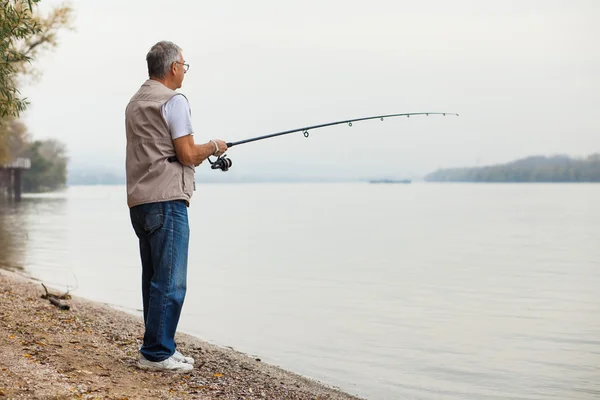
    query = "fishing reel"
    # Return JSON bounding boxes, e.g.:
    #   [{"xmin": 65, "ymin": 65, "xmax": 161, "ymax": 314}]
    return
[{"xmin": 208, "ymin": 155, "xmax": 232, "ymax": 171}]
